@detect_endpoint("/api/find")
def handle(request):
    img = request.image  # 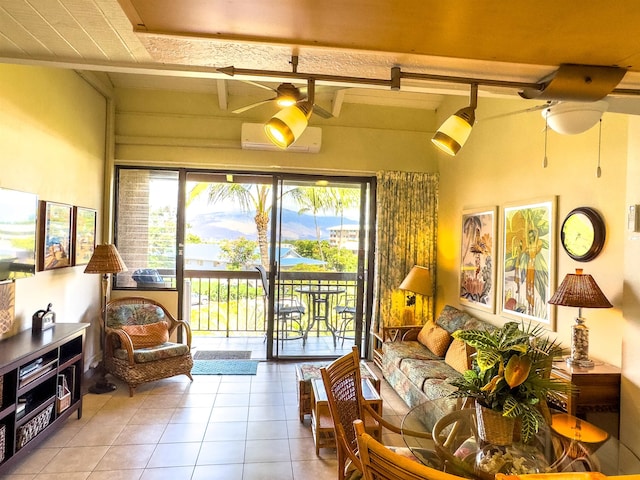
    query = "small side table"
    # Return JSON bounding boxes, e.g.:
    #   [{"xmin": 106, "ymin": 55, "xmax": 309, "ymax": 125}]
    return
[
  {"xmin": 310, "ymin": 377, "xmax": 382, "ymax": 454},
  {"xmin": 295, "ymin": 361, "xmax": 380, "ymax": 422},
  {"xmin": 550, "ymin": 360, "xmax": 621, "ymax": 417}
]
